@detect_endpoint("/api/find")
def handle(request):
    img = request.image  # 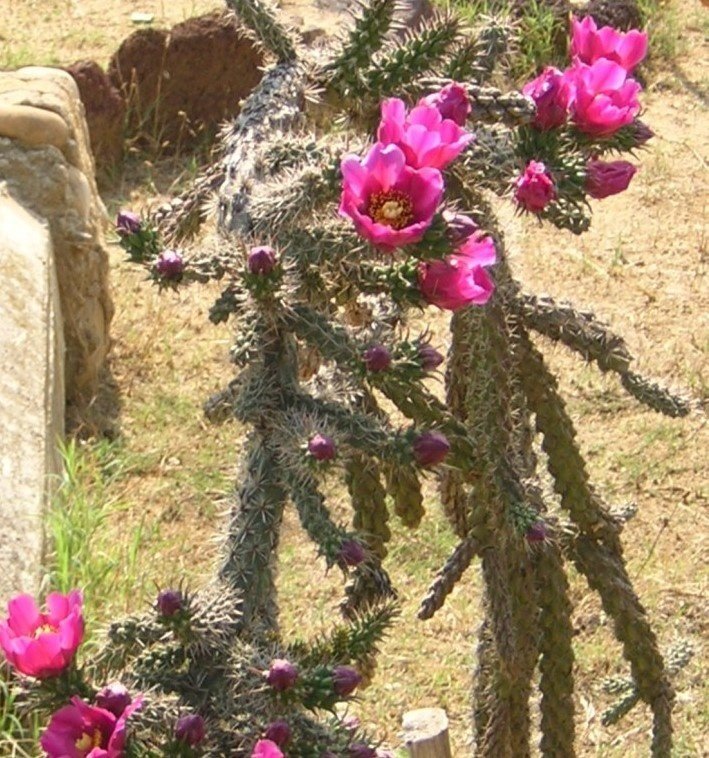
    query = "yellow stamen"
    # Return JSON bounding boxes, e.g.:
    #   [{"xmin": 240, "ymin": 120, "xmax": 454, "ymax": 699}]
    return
[
  {"xmin": 367, "ymin": 190, "xmax": 414, "ymax": 230},
  {"xmin": 75, "ymin": 729, "xmax": 103, "ymax": 753},
  {"xmin": 33, "ymin": 623, "xmax": 57, "ymax": 638}
]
